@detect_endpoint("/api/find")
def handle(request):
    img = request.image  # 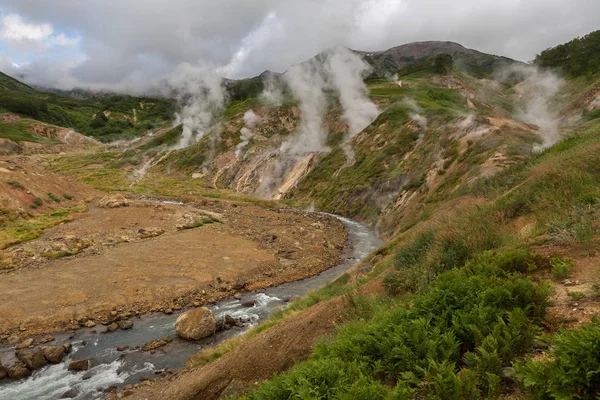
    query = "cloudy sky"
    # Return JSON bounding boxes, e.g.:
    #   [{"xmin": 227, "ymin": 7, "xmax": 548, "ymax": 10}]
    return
[{"xmin": 0, "ymin": 0, "xmax": 598, "ymax": 91}]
